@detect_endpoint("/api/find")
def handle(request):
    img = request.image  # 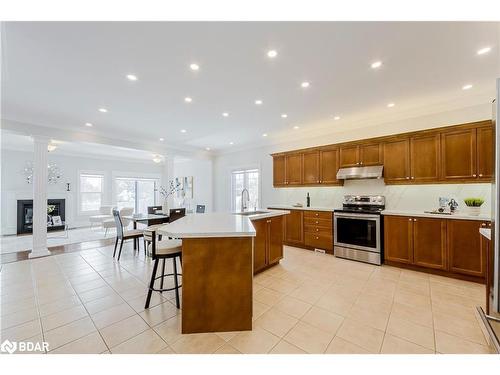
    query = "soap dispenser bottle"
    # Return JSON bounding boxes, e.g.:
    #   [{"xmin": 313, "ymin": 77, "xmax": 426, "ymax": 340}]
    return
[{"xmin": 306, "ymin": 193, "xmax": 311, "ymax": 207}]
